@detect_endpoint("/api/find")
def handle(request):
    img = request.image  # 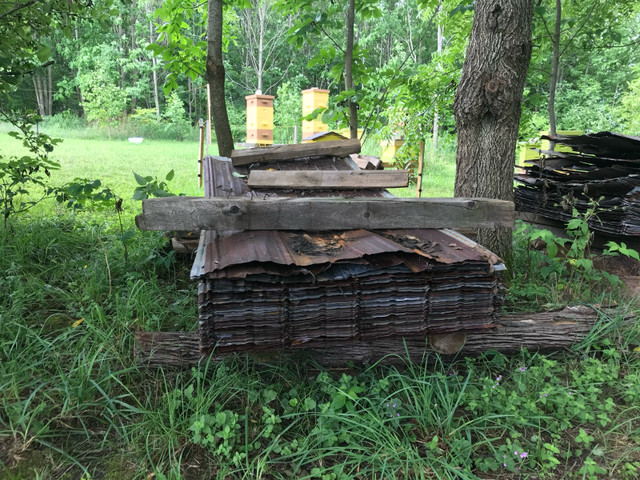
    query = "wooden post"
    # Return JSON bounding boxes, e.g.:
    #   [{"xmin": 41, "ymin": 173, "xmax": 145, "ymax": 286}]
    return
[
  {"xmin": 417, "ymin": 140, "xmax": 425, "ymax": 198},
  {"xmin": 198, "ymin": 119, "xmax": 205, "ymax": 188},
  {"xmin": 206, "ymin": 84, "xmax": 212, "ymax": 151}
]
